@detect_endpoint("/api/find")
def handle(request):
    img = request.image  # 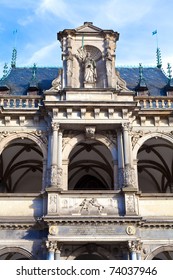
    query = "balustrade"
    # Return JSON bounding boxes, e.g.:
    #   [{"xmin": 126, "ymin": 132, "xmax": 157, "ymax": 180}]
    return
[
  {"xmin": 0, "ymin": 95, "xmax": 43, "ymax": 109},
  {"xmin": 135, "ymin": 96, "xmax": 173, "ymax": 109}
]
